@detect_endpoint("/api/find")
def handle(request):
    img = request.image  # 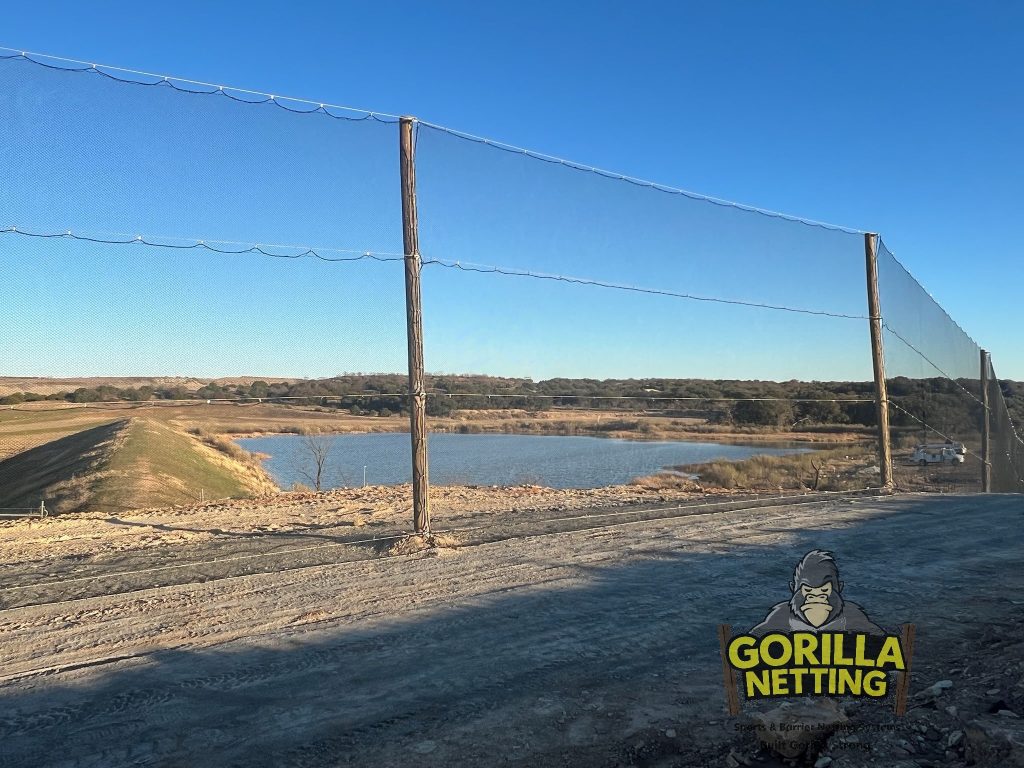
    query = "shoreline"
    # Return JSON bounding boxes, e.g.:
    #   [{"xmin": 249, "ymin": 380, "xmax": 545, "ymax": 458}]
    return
[{"xmin": 227, "ymin": 425, "xmax": 864, "ymax": 446}]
